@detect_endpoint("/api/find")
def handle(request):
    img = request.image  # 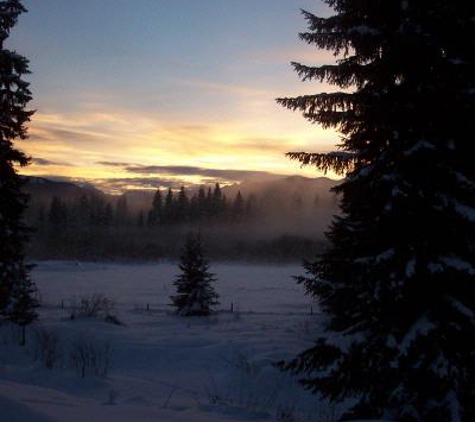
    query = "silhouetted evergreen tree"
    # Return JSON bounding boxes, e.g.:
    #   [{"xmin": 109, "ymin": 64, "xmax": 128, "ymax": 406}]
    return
[
  {"xmin": 232, "ymin": 191, "xmax": 245, "ymax": 223},
  {"xmin": 205, "ymin": 187, "xmax": 213, "ymax": 217},
  {"xmin": 196, "ymin": 187, "xmax": 207, "ymax": 221},
  {"xmin": 221, "ymin": 194, "xmax": 229, "ymax": 221},
  {"xmin": 115, "ymin": 196, "xmax": 129, "ymax": 226},
  {"xmin": 77, "ymin": 194, "xmax": 90, "ymax": 226},
  {"xmin": 0, "ymin": 0, "xmax": 36, "ymax": 318},
  {"xmin": 176, "ymin": 186, "xmax": 189, "ymax": 222},
  {"xmin": 279, "ymin": 2, "xmax": 475, "ymax": 421},
  {"xmin": 104, "ymin": 202, "xmax": 113, "ymax": 226},
  {"xmin": 137, "ymin": 211, "xmax": 145, "ymax": 228},
  {"xmin": 148, "ymin": 188, "xmax": 162, "ymax": 226},
  {"xmin": 170, "ymin": 234, "xmax": 219, "ymax": 316},
  {"xmin": 94, "ymin": 199, "xmax": 109, "ymax": 227},
  {"xmin": 245, "ymin": 194, "xmax": 257, "ymax": 220},
  {"xmin": 9, "ymin": 269, "xmax": 38, "ymax": 346},
  {"xmin": 189, "ymin": 193, "xmax": 199, "ymax": 221},
  {"xmin": 211, "ymin": 183, "xmax": 222, "ymax": 218},
  {"xmin": 162, "ymin": 188, "xmax": 174, "ymax": 223},
  {"xmin": 48, "ymin": 196, "xmax": 68, "ymax": 226},
  {"xmin": 37, "ymin": 206, "xmax": 45, "ymax": 226}
]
